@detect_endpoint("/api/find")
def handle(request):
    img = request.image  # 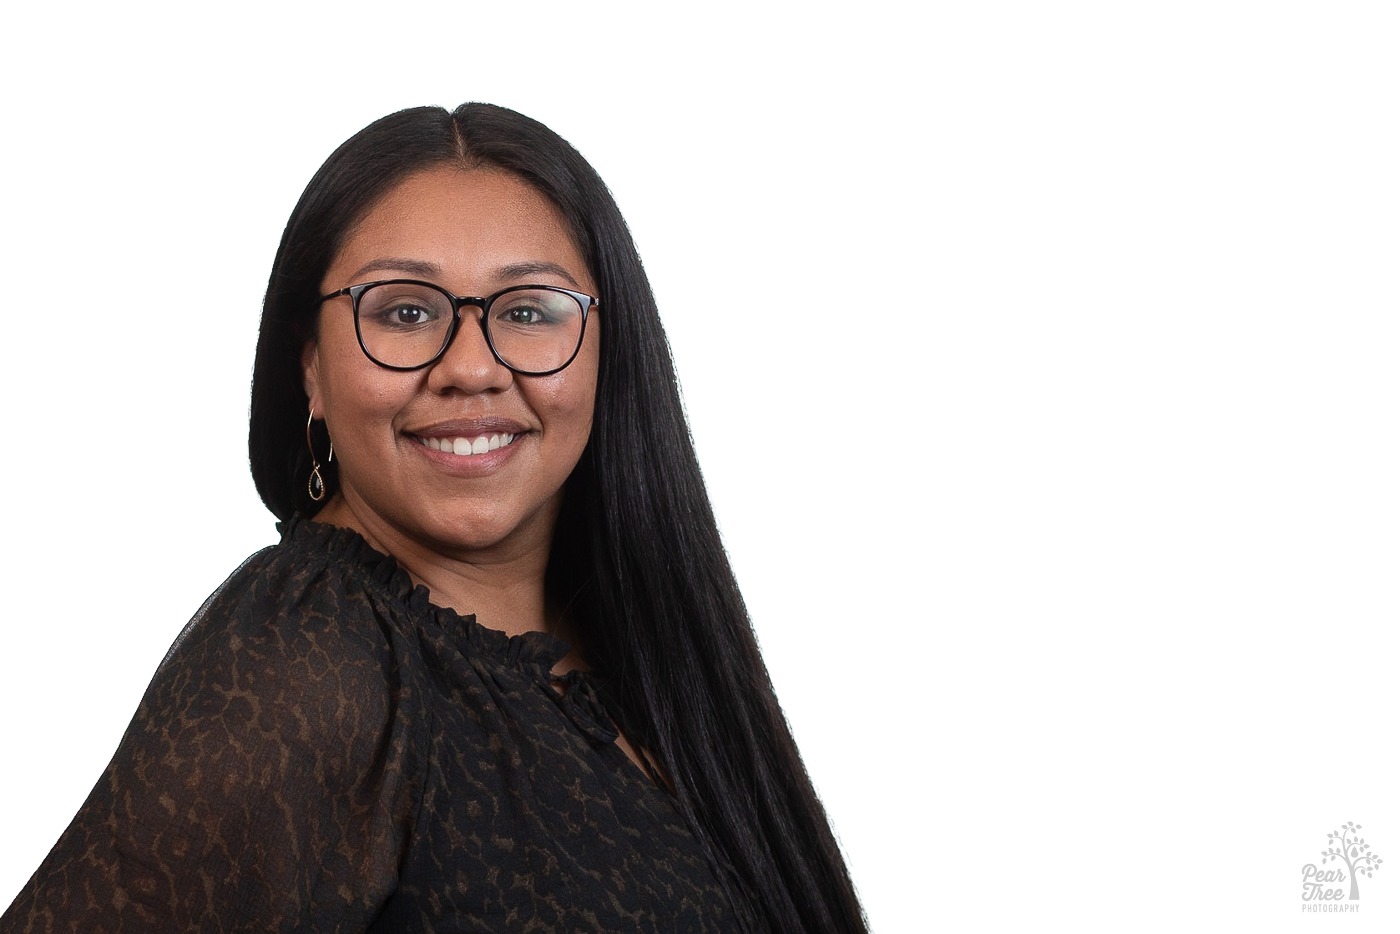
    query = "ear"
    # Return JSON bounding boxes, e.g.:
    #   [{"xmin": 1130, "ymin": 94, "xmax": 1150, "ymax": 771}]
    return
[{"xmin": 302, "ymin": 341, "xmax": 324, "ymax": 418}]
